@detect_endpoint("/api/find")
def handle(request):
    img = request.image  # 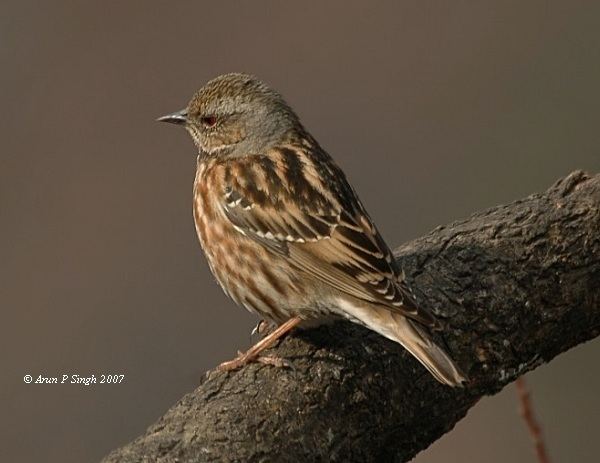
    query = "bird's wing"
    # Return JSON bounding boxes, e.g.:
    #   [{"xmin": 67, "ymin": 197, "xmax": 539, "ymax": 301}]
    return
[{"xmin": 220, "ymin": 148, "xmax": 436, "ymax": 326}]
